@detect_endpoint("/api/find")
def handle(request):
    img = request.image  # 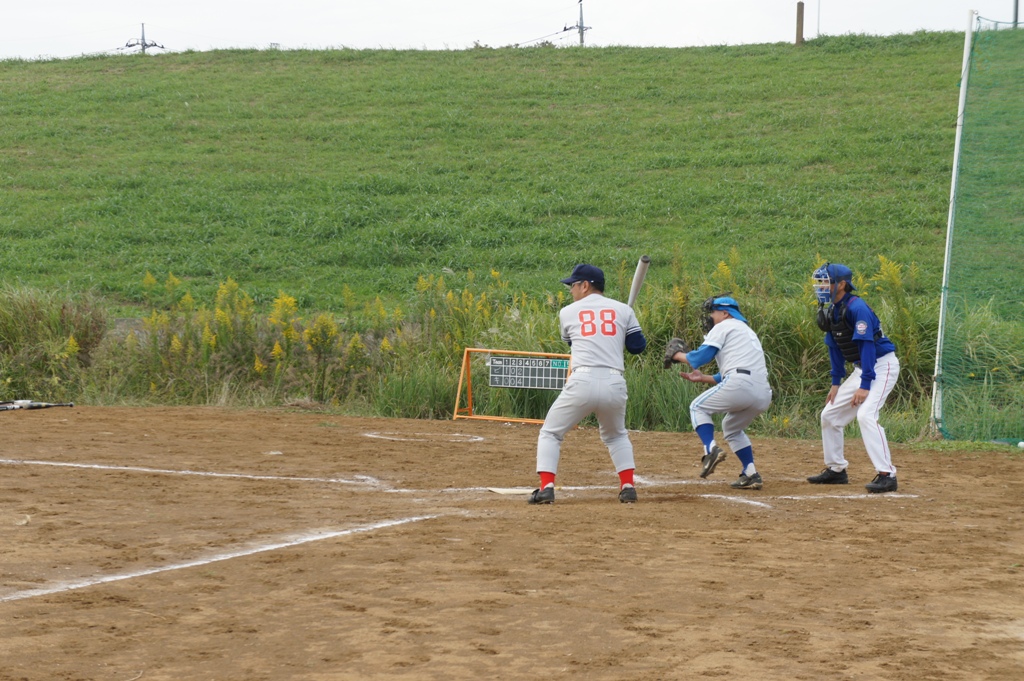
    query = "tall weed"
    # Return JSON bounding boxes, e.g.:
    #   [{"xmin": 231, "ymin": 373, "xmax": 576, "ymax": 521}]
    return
[{"xmin": 1, "ymin": 255, "xmax": 941, "ymax": 440}]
